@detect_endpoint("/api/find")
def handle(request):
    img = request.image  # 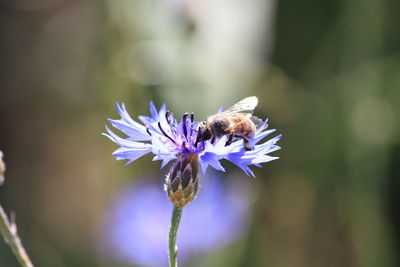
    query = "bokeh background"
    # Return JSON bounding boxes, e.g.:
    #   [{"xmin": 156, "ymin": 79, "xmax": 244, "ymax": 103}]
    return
[{"xmin": 1, "ymin": 0, "xmax": 400, "ymax": 266}]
